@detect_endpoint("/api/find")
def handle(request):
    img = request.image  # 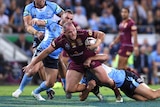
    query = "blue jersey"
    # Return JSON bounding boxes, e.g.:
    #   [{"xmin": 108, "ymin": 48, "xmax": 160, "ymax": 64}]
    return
[
  {"xmin": 23, "ymin": 1, "xmax": 63, "ymax": 33},
  {"xmin": 102, "ymin": 64, "xmax": 125, "ymax": 88},
  {"xmin": 150, "ymin": 51, "xmax": 160, "ymax": 63},
  {"xmin": 37, "ymin": 20, "xmax": 62, "ymax": 59}
]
